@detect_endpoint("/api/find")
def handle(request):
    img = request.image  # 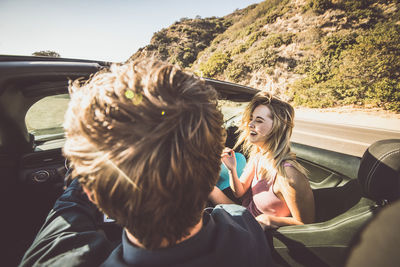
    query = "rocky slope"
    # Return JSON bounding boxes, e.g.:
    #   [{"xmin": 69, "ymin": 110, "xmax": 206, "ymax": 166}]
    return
[{"xmin": 129, "ymin": 0, "xmax": 400, "ymax": 111}]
